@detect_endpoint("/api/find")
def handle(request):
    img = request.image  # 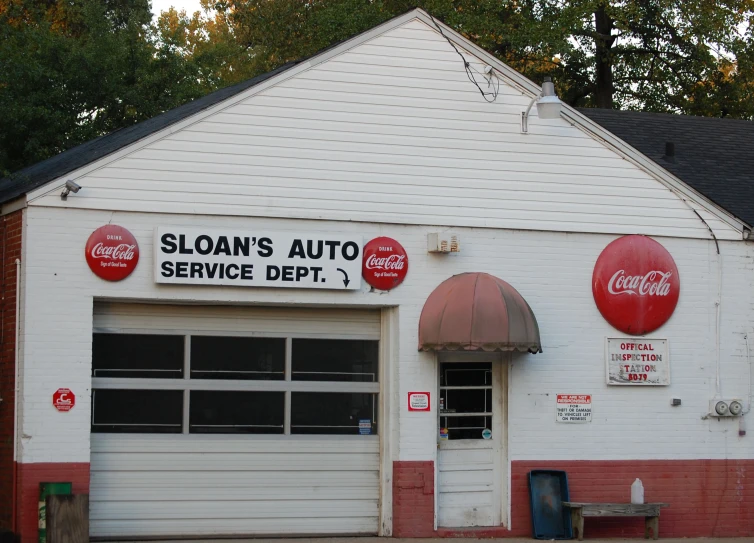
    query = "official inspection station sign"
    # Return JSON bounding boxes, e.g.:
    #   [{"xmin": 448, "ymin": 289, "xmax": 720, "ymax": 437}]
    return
[
  {"xmin": 556, "ymin": 394, "xmax": 592, "ymax": 423},
  {"xmin": 155, "ymin": 227, "xmax": 362, "ymax": 289},
  {"xmin": 606, "ymin": 338, "xmax": 669, "ymax": 385}
]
